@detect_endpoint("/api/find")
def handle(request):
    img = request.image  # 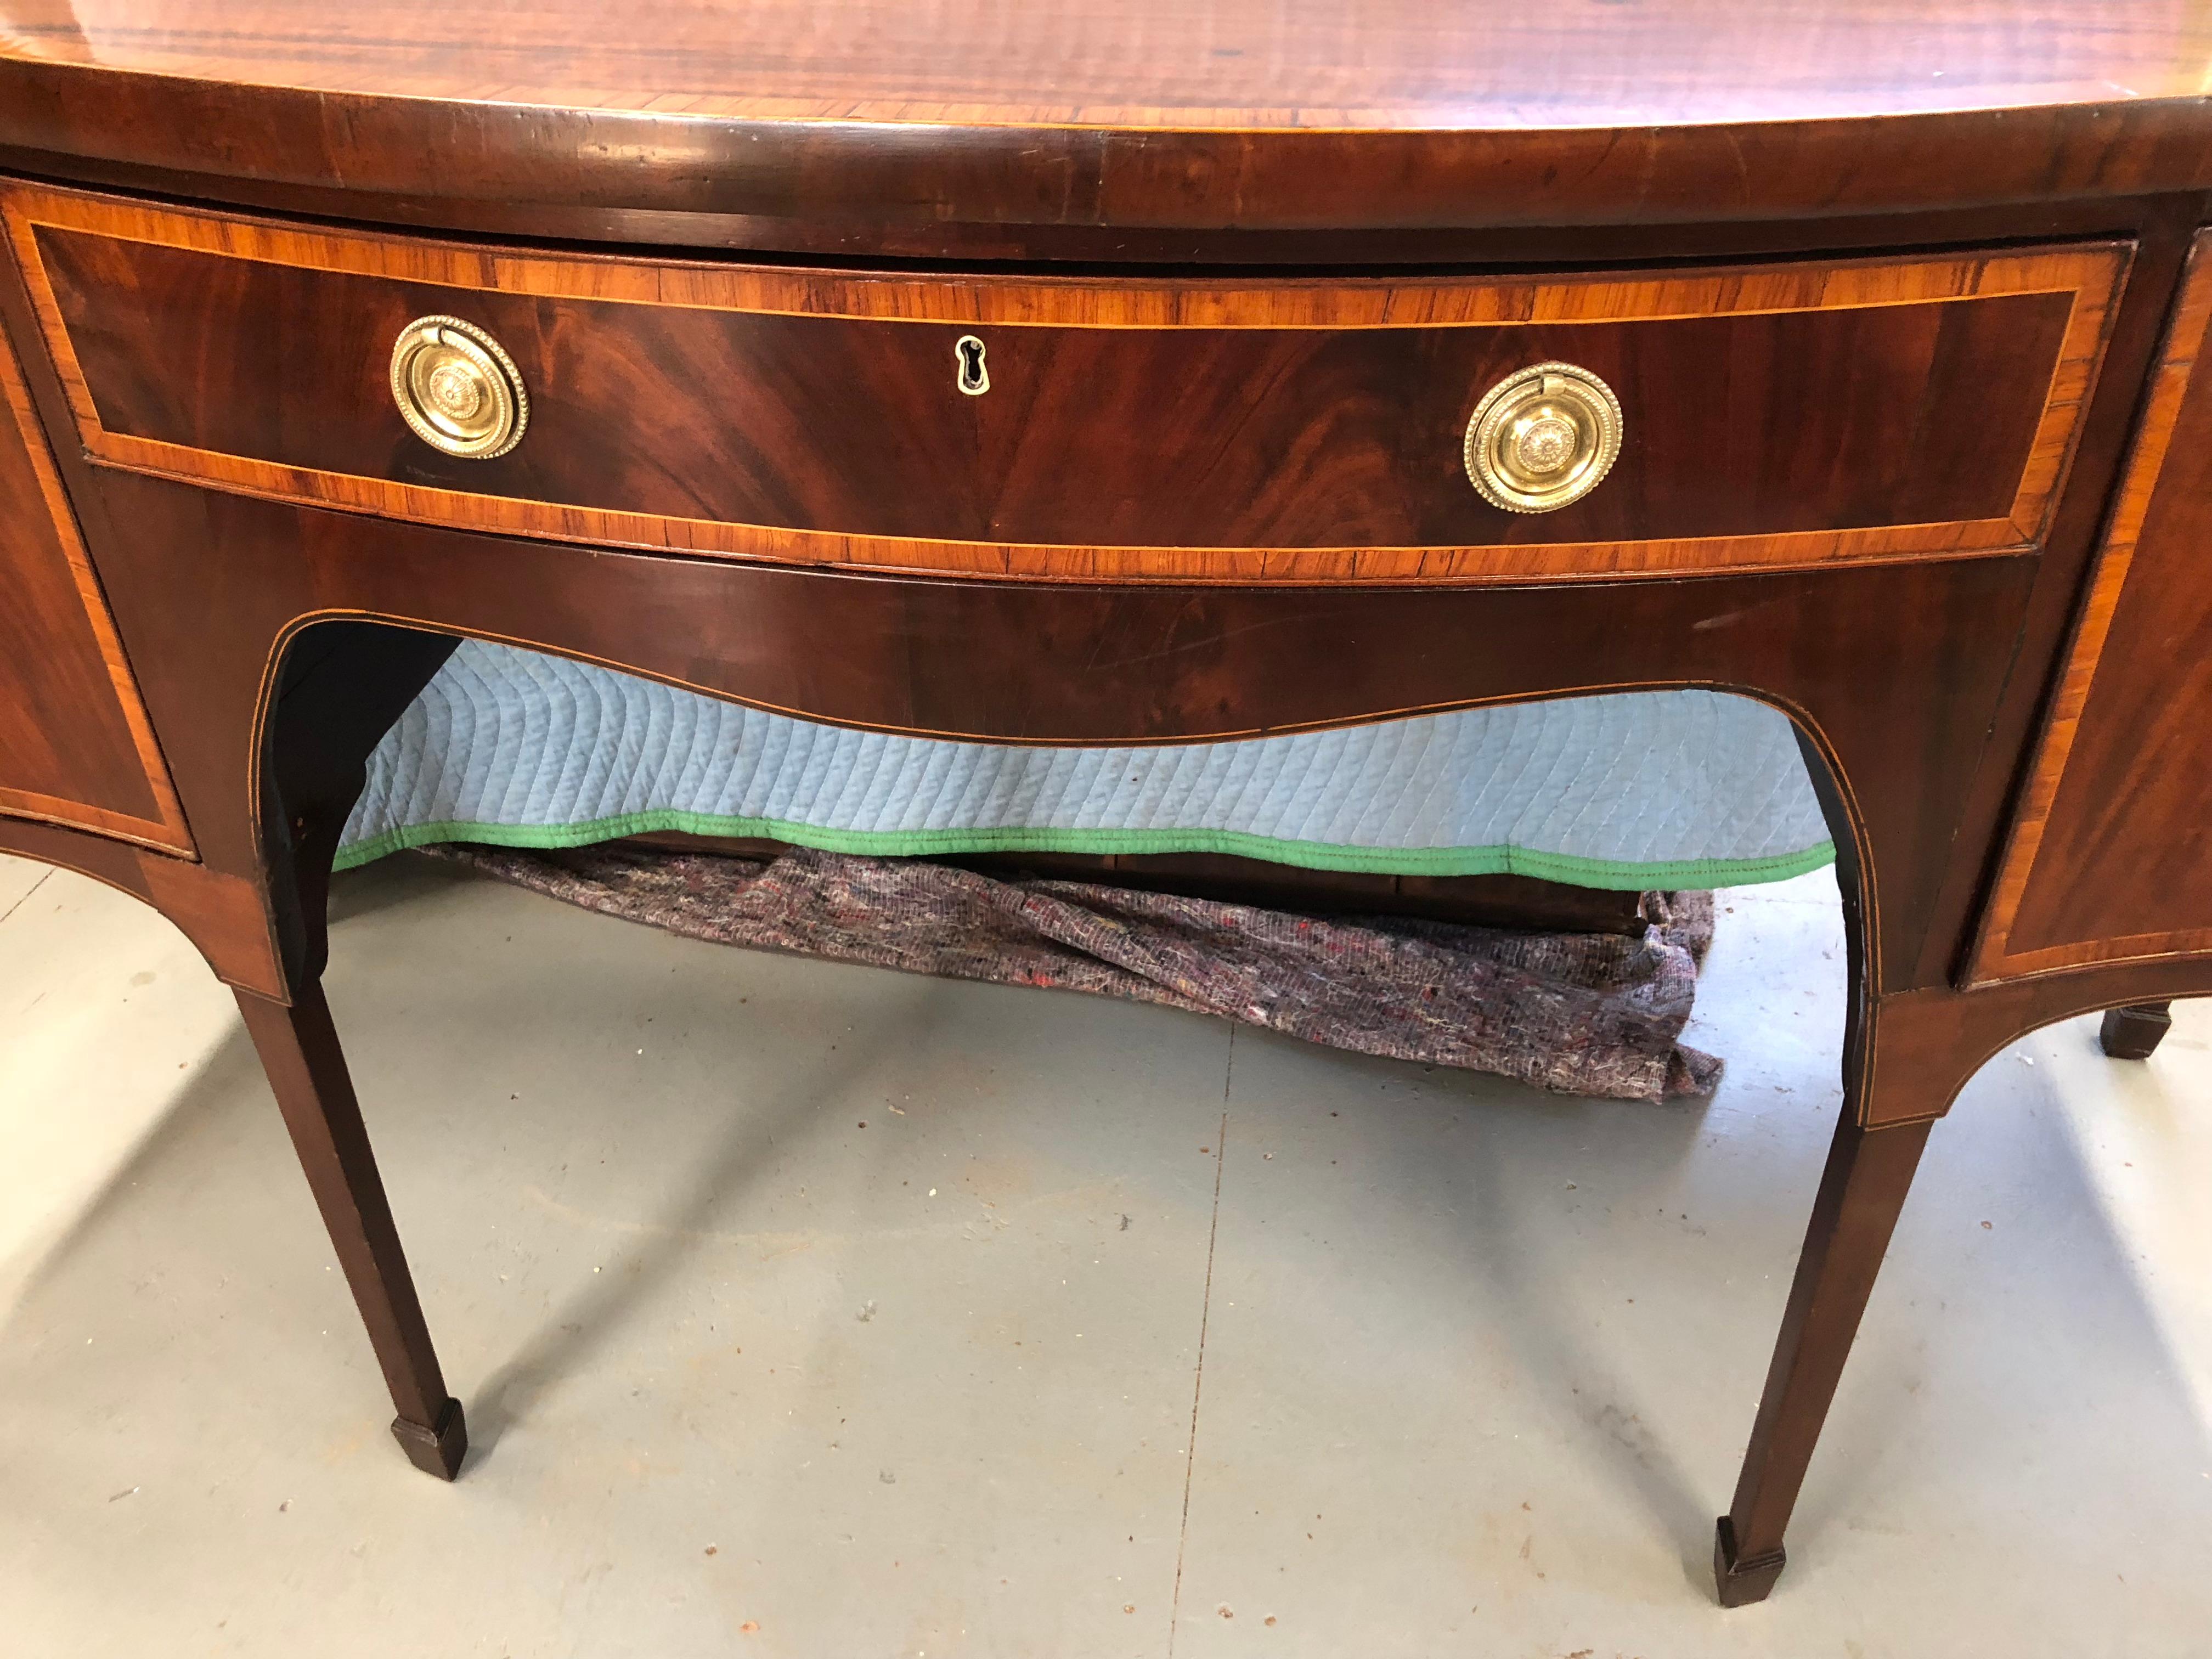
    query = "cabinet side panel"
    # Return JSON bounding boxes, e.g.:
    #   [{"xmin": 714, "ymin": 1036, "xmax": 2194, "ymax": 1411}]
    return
[
  {"xmin": 0, "ymin": 319, "xmax": 191, "ymax": 852},
  {"xmin": 1974, "ymin": 230, "xmax": 2212, "ymax": 979}
]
